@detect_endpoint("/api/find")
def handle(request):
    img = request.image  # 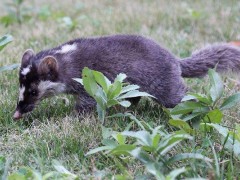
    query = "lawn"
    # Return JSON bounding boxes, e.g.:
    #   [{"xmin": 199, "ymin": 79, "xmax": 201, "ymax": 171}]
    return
[{"xmin": 0, "ymin": 0, "xmax": 240, "ymax": 179}]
